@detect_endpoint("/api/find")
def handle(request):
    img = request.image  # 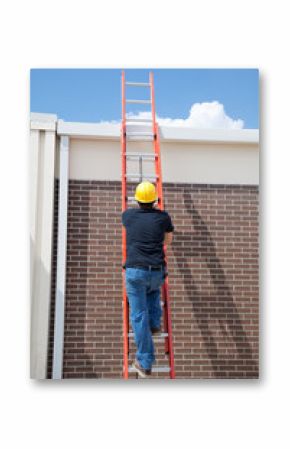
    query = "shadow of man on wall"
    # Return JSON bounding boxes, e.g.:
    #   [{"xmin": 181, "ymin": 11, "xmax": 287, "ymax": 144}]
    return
[{"xmin": 171, "ymin": 188, "xmax": 258, "ymax": 378}]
